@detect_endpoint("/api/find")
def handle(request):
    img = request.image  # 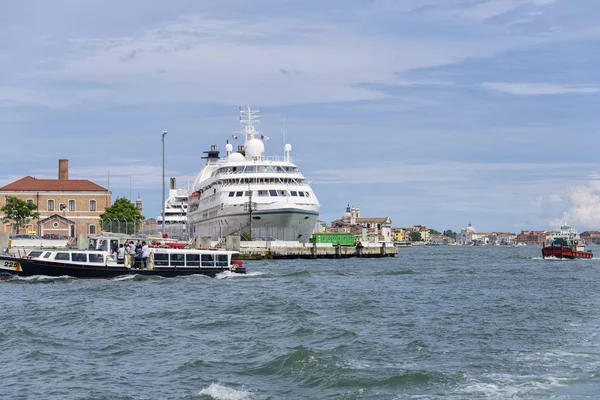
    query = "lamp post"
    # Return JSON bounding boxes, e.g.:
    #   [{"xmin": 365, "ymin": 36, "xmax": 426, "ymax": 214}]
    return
[{"xmin": 161, "ymin": 131, "xmax": 168, "ymax": 237}]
